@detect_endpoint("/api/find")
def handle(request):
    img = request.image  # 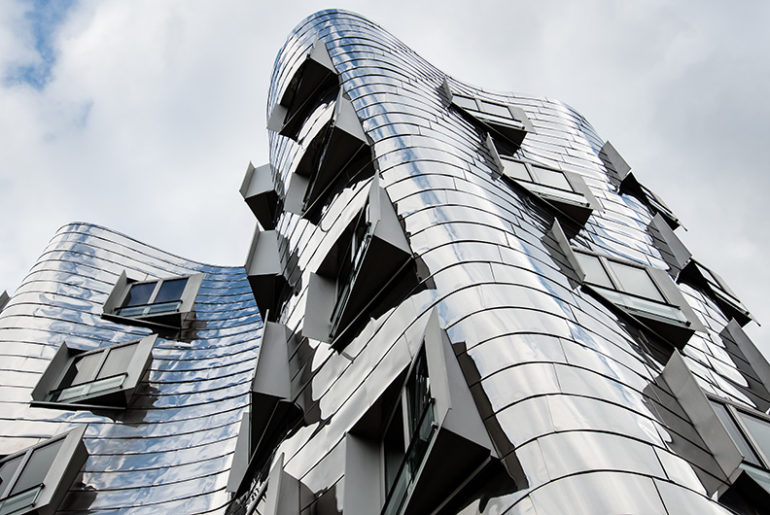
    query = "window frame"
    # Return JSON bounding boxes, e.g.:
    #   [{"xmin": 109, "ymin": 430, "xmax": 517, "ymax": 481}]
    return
[
  {"xmin": 708, "ymin": 394, "xmax": 770, "ymax": 470},
  {"xmin": 488, "ymin": 136, "xmax": 599, "ymax": 224},
  {"xmin": 443, "ymin": 79, "xmax": 533, "ymax": 153},
  {"xmin": 102, "ymin": 271, "xmax": 204, "ymax": 331},
  {"xmin": 0, "ymin": 426, "xmax": 87, "ymax": 515},
  {"xmin": 679, "ymin": 259, "xmax": 753, "ymax": 326},
  {"xmin": 31, "ymin": 334, "xmax": 156, "ymax": 410}
]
